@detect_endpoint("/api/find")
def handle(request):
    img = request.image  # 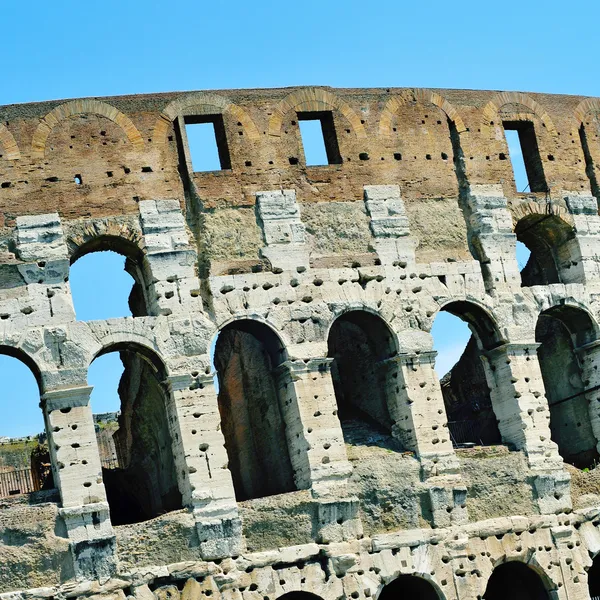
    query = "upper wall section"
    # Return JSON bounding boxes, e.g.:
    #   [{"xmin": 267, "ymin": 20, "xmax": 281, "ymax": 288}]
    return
[{"xmin": 0, "ymin": 86, "xmax": 598, "ymax": 255}]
